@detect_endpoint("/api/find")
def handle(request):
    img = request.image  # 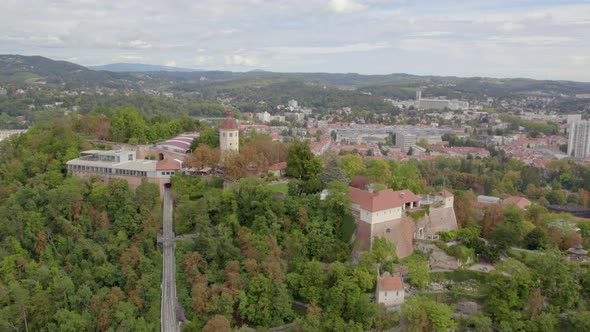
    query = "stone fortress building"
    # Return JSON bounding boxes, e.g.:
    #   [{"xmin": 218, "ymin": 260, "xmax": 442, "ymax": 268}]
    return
[{"xmin": 348, "ymin": 186, "xmax": 458, "ymax": 258}]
